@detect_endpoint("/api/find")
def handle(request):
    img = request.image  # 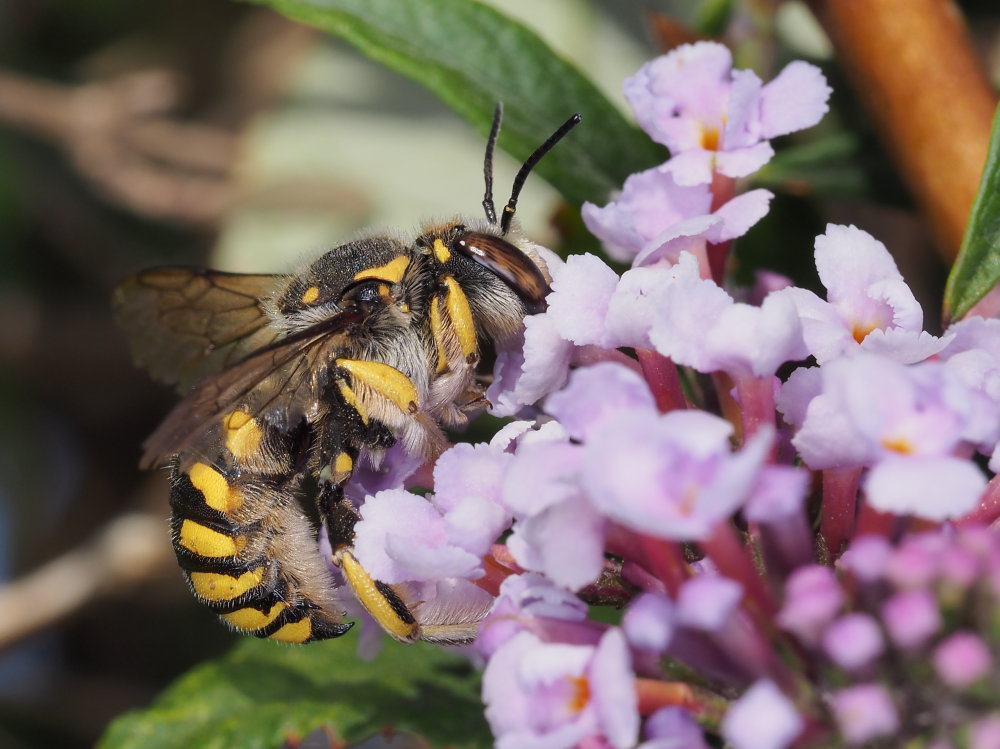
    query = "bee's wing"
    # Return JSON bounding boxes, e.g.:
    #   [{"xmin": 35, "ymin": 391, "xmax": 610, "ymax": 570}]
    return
[
  {"xmin": 139, "ymin": 314, "xmax": 361, "ymax": 469},
  {"xmin": 113, "ymin": 267, "xmax": 282, "ymax": 392}
]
